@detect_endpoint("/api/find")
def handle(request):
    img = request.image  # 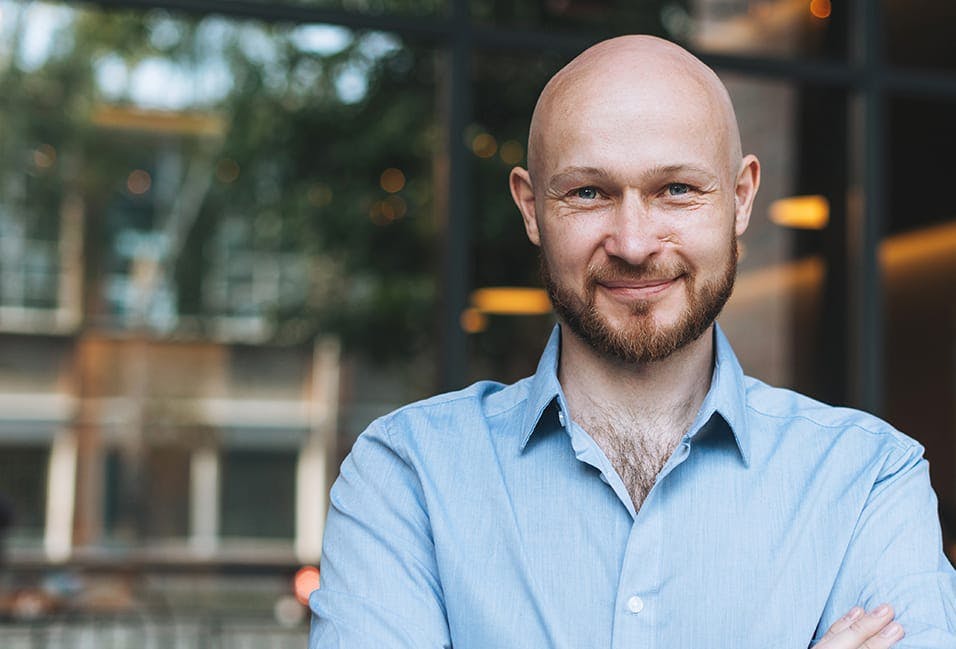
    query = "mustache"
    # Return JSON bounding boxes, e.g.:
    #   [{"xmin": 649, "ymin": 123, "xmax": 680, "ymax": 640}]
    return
[{"xmin": 586, "ymin": 258, "xmax": 688, "ymax": 284}]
